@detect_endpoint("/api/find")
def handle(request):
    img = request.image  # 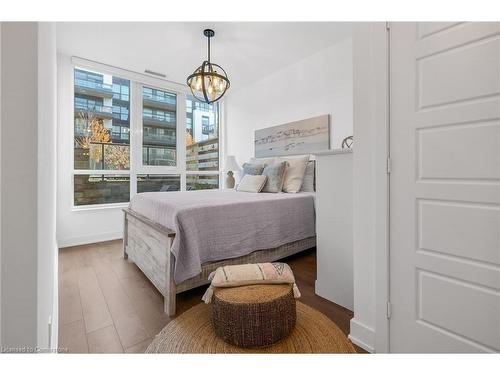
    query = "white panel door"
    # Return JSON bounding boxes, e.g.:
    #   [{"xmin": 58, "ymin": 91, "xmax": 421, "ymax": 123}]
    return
[{"xmin": 390, "ymin": 22, "xmax": 500, "ymax": 353}]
